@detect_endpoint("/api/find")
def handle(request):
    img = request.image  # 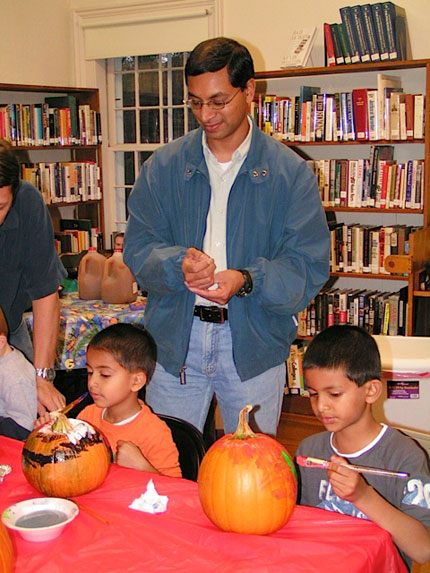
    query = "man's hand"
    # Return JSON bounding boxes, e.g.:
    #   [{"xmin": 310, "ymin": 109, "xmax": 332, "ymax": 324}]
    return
[
  {"xmin": 182, "ymin": 247, "xmax": 216, "ymax": 289},
  {"xmin": 36, "ymin": 378, "xmax": 66, "ymax": 416},
  {"xmin": 186, "ymin": 269, "xmax": 244, "ymax": 305}
]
